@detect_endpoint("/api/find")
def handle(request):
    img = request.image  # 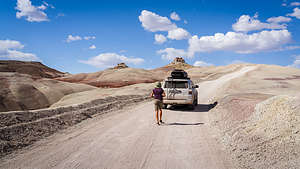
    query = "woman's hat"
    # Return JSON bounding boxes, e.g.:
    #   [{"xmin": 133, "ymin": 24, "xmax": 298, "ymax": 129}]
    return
[{"xmin": 155, "ymin": 82, "xmax": 161, "ymax": 88}]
